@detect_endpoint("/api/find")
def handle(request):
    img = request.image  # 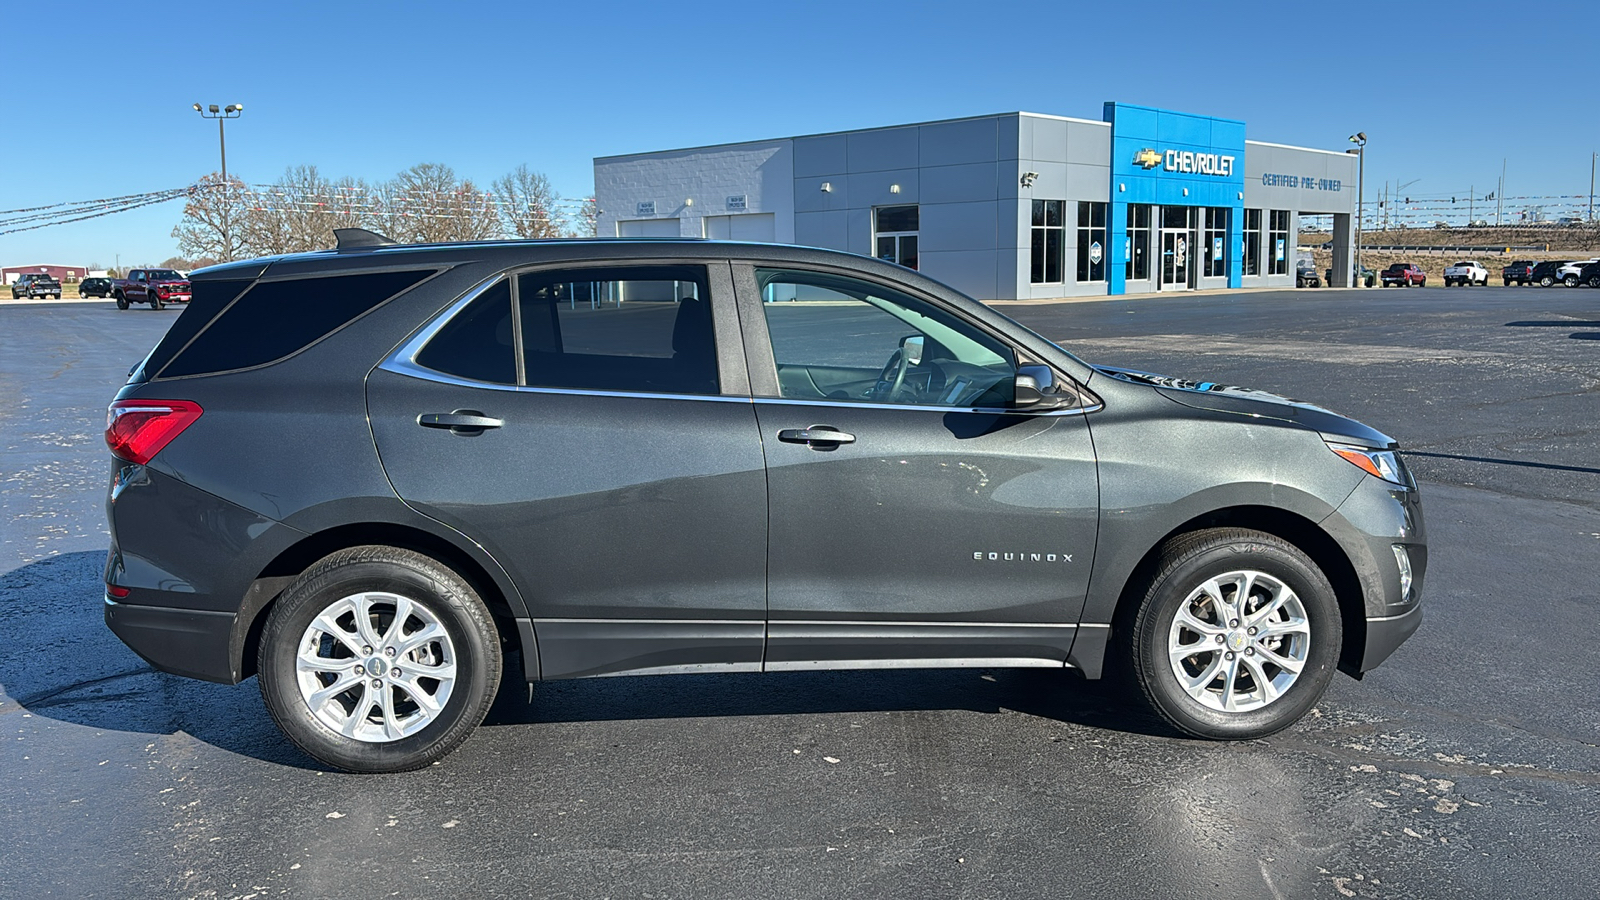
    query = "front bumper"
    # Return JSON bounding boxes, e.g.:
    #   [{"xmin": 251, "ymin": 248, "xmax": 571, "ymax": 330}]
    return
[
  {"xmin": 1361, "ymin": 603, "xmax": 1423, "ymax": 671},
  {"xmin": 105, "ymin": 596, "xmax": 237, "ymax": 683}
]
